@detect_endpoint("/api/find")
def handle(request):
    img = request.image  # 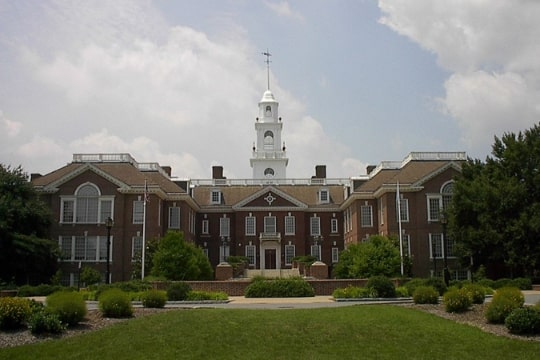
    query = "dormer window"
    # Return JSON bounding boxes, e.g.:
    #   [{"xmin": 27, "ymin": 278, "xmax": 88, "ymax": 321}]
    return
[
  {"xmin": 211, "ymin": 189, "xmax": 222, "ymax": 204},
  {"xmin": 319, "ymin": 188, "xmax": 329, "ymax": 204}
]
